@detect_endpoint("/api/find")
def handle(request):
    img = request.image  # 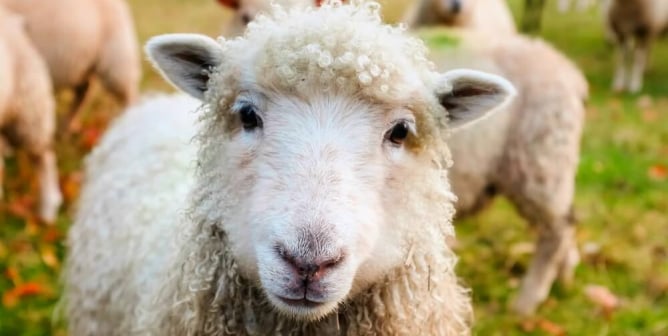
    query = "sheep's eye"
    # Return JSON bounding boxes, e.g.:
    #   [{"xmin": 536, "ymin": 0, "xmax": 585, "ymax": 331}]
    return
[
  {"xmin": 386, "ymin": 121, "xmax": 410, "ymax": 145},
  {"xmin": 239, "ymin": 104, "xmax": 262, "ymax": 130}
]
